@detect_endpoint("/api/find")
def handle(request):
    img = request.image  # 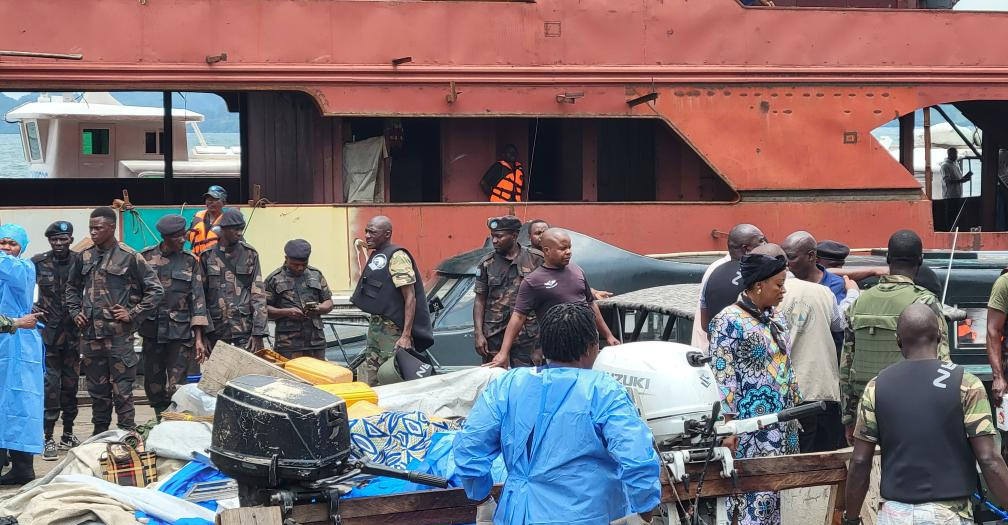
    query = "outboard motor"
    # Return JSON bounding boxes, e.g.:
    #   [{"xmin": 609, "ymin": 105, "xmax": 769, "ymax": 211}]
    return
[{"xmin": 210, "ymin": 375, "xmax": 447, "ymax": 522}]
